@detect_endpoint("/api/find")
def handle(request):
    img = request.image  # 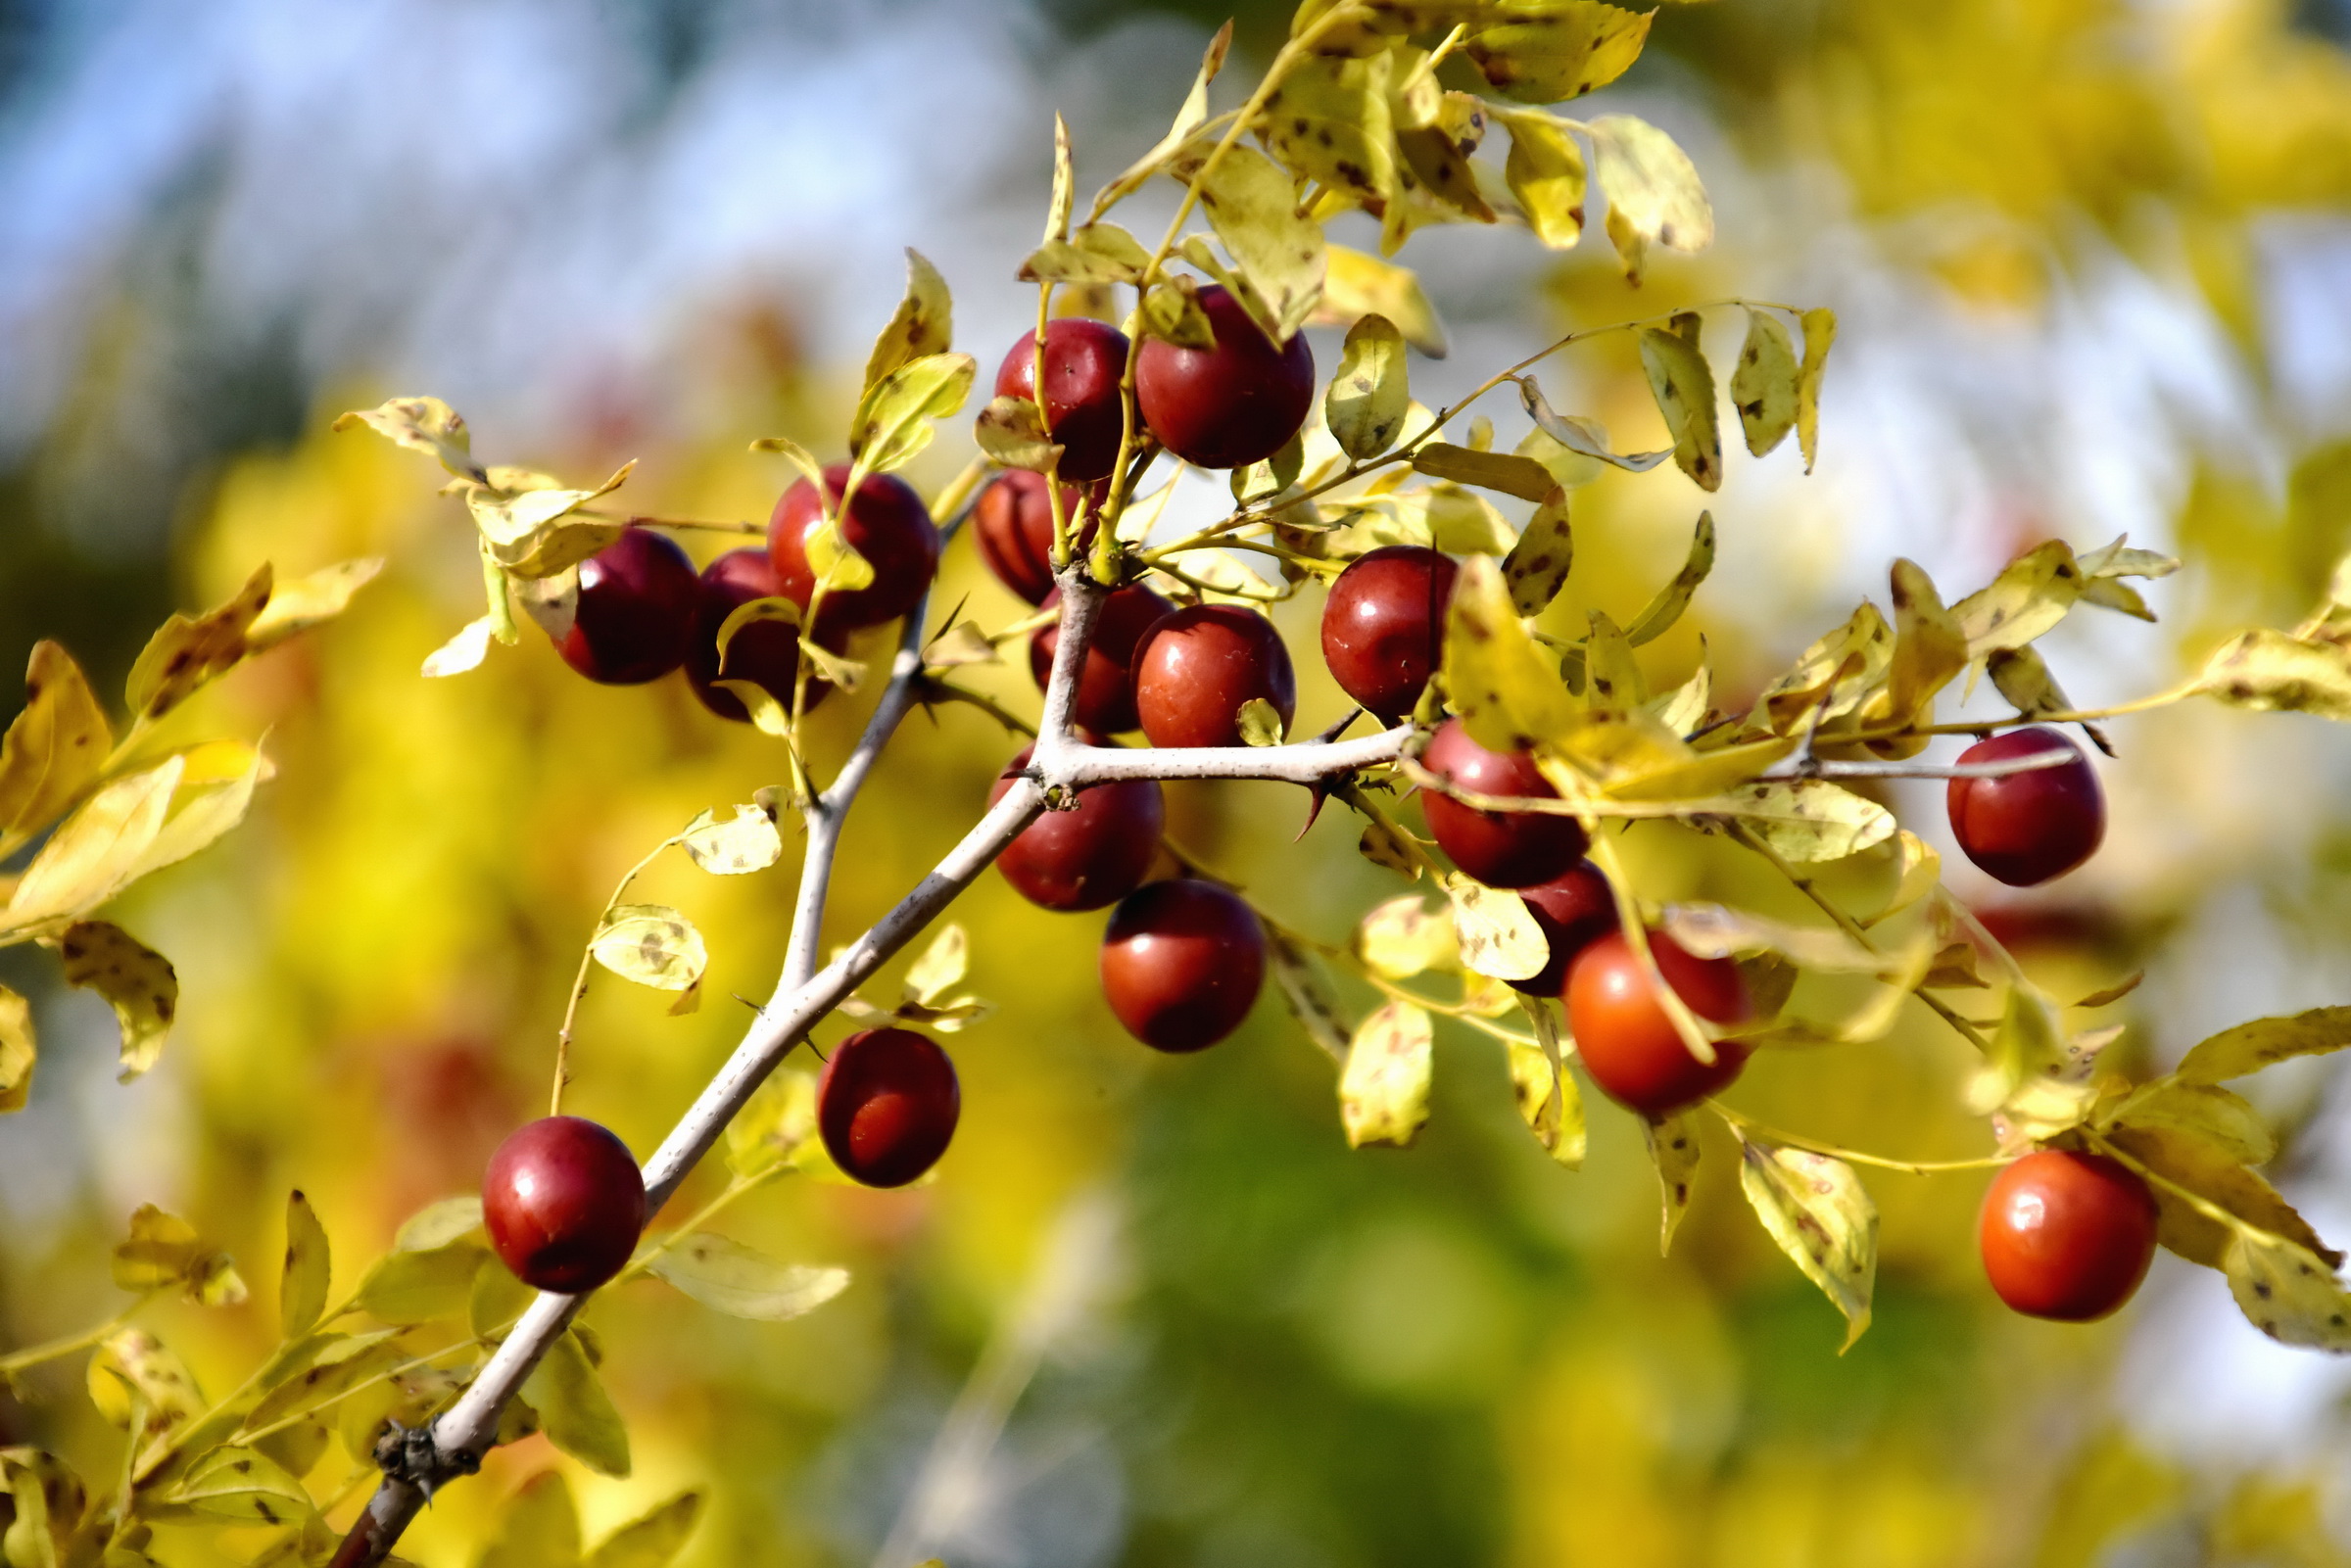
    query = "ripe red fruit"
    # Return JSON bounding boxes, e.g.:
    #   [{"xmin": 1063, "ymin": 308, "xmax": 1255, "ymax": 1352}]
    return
[
  {"xmin": 1030, "ymin": 583, "xmax": 1175, "ymax": 736},
  {"xmin": 1100, "ymin": 879, "xmax": 1266, "ymax": 1052},
  {"xmin": 973, "ymin": 471, "xmax": 1100, "ymax": 605},
  {"xmin": 994, "ymin": 319, "xmax": 1134, "ymax": 483},
  {"xmin": 482, "ymin": 1116, "xmax": 648, "ymax": 1294},
  {"xmin": 1134, "ymin": 286, "xmax": 1316, "ymax": 470},
  {"xmin": 1511, "ymin": 861, "xmax": 1618, "ymax": 997},
  {"xmin": 989, "ymin": 742, "xmax": 1165, "ymax": 911},
  {"xmin": 554, "ymin": 530, "xmax": 699, "ymax": 685},
  {"xmin": 1946, "ymin": 727, "xmax": 2106, "ymax": 886},
  {"xmin": 1418, "ymin": 719, "xmax": 1588, "ymax": 888},
  {"xmin": 1130, "ymin": 603, "xmax": 1298, "ymax": 749},
  {"xmin": 685, "ymin": 548, "xmax": 839, "ymax": 721},
  {"xmin": 1320, "ymin": 546, "xmax": 1459, "ymax": 722},
  {"xmin": 1566, "ymin": 929, "xmax": 1751, "ymax": 1116},
  {"xmin": 817, "ymin": 1027, "xmax": 962, "ymax": 1188},
  {"xmin": 1979, "ymin": 1150, "xmax": 2158, "ymax": 1321},
  {"xmin": 767, "ymin": 464, "xmax": 940, "ymax": 633}
]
